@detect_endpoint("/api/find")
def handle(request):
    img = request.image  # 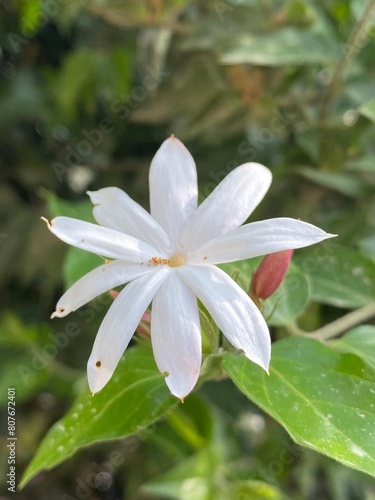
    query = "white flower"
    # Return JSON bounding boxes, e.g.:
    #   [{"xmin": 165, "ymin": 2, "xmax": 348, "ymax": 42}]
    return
[{"xmin": 45, "ymin": 136, "xmax": 334, "ymax": 400}]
